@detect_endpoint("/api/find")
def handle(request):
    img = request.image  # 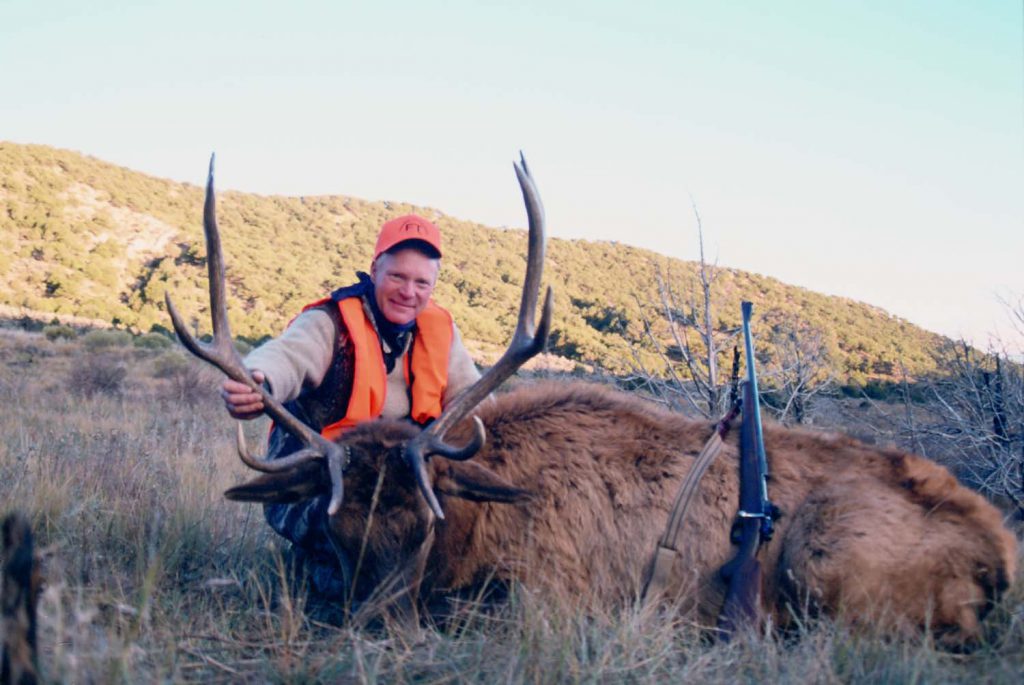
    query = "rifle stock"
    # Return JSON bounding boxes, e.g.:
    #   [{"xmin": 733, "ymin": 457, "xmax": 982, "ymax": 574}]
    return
[{"xmin": 717, "ymin": 522, "xmax": 763, "ymax": 637}]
